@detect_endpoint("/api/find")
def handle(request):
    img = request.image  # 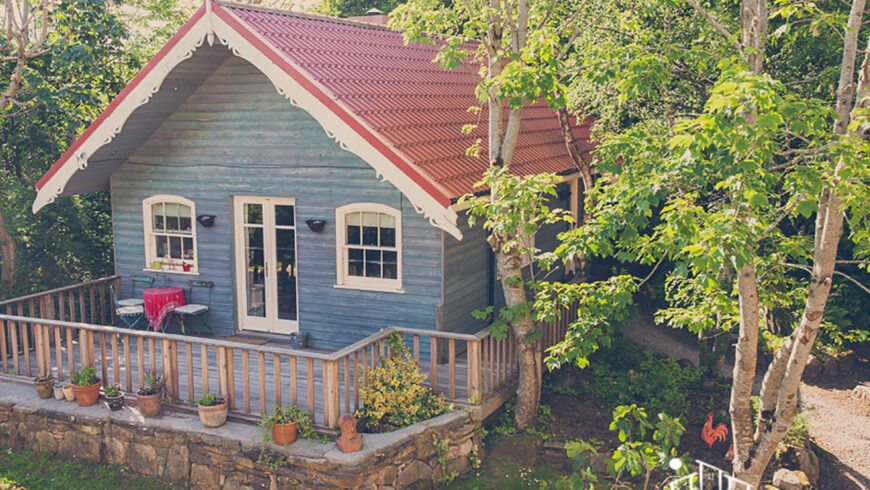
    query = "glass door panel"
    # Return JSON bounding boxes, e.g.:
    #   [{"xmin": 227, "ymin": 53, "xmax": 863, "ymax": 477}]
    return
[{"xmin": 274, "ymin": 205, "xmax": 297, "ymax": 322}]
